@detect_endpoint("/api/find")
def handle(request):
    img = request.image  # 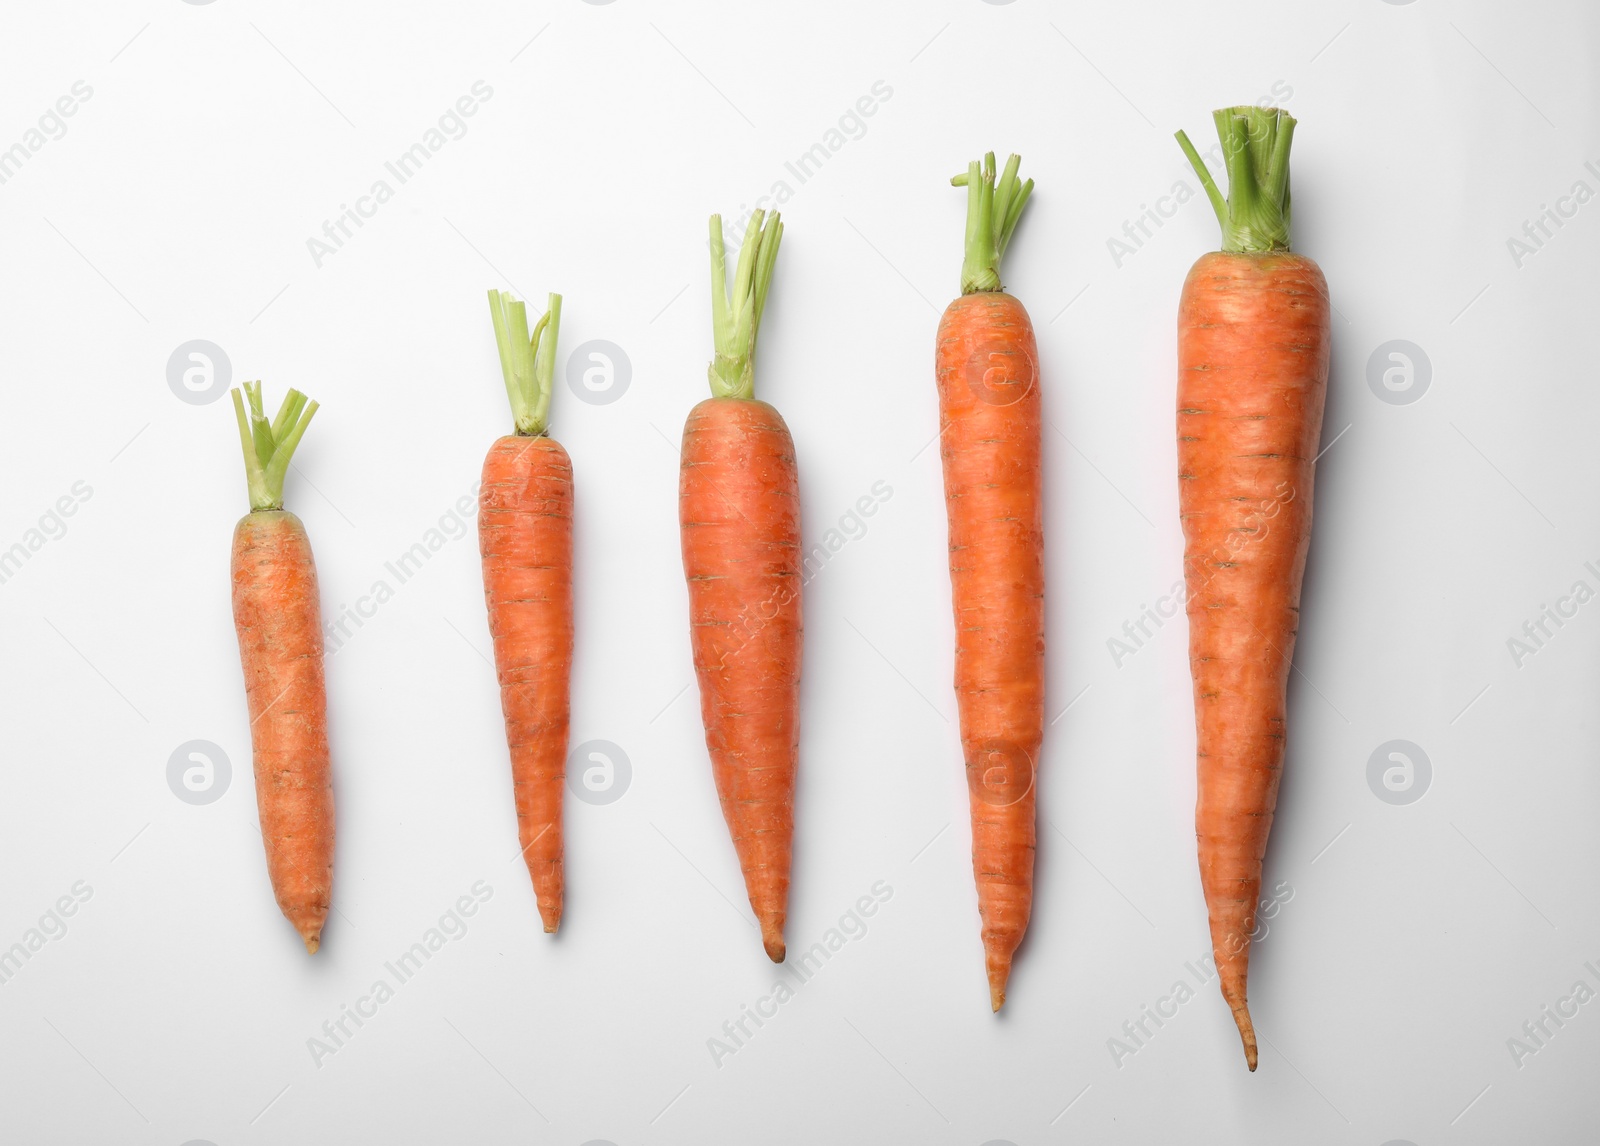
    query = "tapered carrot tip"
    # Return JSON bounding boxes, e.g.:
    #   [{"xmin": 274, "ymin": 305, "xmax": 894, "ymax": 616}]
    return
[
  {"xmin": 539, "ymin": 903, "xmax": 561, "ymax": 935},
  {"xmin": 302, "ymin": 933, "xmax": 321, "ymax": 955},
  {"xmin": 761, "ymin": 920, "xmax": 786, "ymax": 963},
  {"xmin": 987, "ymin": 961, "xmax": 1011, "ymax": 1013},
  {"xmin": 1230, "ymin": 1000, "xmax": 1259, "ymax": 1071}
]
